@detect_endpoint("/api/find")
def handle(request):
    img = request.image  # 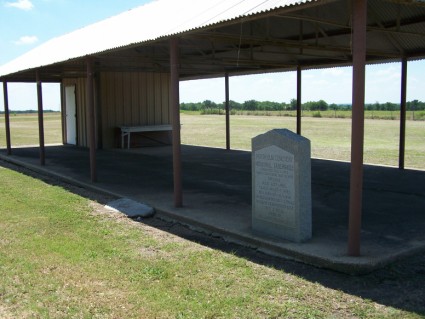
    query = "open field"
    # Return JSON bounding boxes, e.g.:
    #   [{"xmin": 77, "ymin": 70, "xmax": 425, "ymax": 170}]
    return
[
  {"xmin": 1, "ymin": 112, "xmax": 423, "ymax": 169},
  {"xmin": 0, "ymin": 113, "xmax": 62, "ymax": 146},
  {"xmin": 0, "ymin": 113, "xmax": 424, "ymax": 317},
  {"xmin": 181, "ymin": 114, "xmax": 425, "ymax": 170},
  {"xmin": 191, "ymin": 109, "xmax": 425, "ymax": 121},
  {"xmin": 1, "ymin": 163, "xmax": 425, "ymax": 318}
]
